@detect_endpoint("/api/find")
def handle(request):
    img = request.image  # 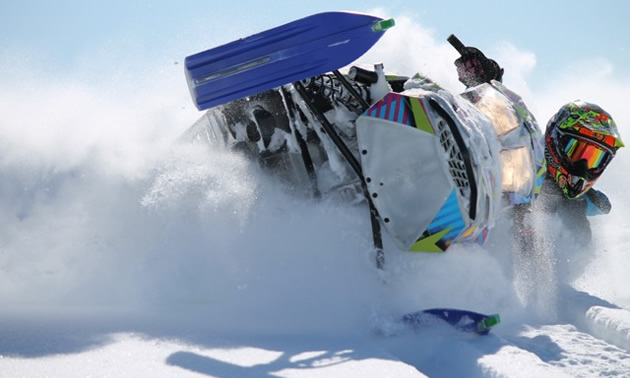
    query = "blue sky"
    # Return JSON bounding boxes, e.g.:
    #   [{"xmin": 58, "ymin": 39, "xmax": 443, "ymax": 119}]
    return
[
  {"xmin": 1, "ymin": 0, "xmax": 629, "ymax": 143},
  {"xmin": 1, "ymin": 1, "xmax": 628, "ymax": 82}
]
